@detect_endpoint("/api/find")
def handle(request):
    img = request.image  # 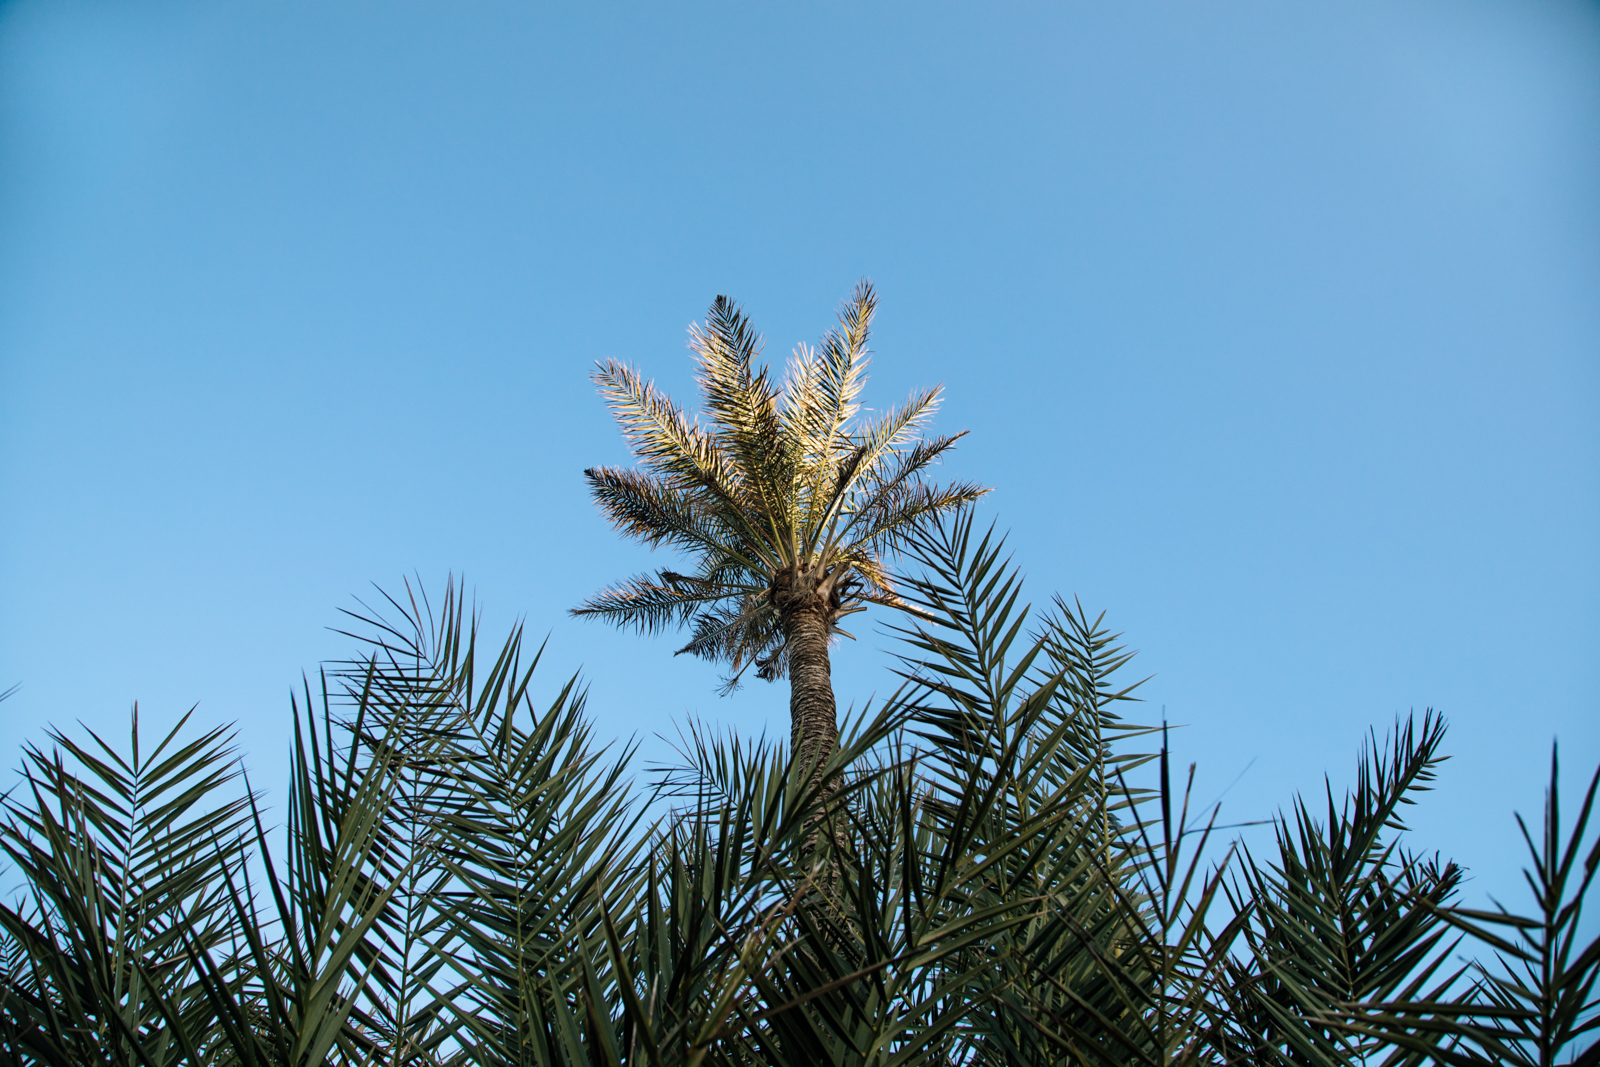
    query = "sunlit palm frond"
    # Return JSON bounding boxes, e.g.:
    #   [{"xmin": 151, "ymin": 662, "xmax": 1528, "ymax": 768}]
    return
[
  {"xmin": 846, "ymin": 385, "xmax": 944, "ymax": 484},
  {"xmin": 814, "ymin": 281, "xmax": 875, "ymax": 446},
  {"xmin": 785, "ymin": 283, "xmax": 876, "ymax": 528},
  {"xmin": 839, "ymin": 554, "xmax": 898, "ymax": 605},
  {"xmin": 848, "ymin": 431, "xmax": 967, "ymax": 506},
  {"xmin": 839, "ymin": 439, "xmax": 988, "ymax": 556},
  {"xmin": 690, "ymin": 296, "xmax": 795, "ymax": 532},
  {"xmin": 592, "ymin": 359, "xmax": 747, "ymax": 503},
  {"xmin": 848, "ymin": 485, "xmax": 990, "ymax": 565},
  {"xmin": 779, "ymin": 341, "xmax": 828, "ymax": 471},
  {"xmin": 796, "ymin": 387, "xmax": 950, "ymax": 559},
  {"xmin": 781, "ymin": 346, "xmax": 848, "ymax": 541}
]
